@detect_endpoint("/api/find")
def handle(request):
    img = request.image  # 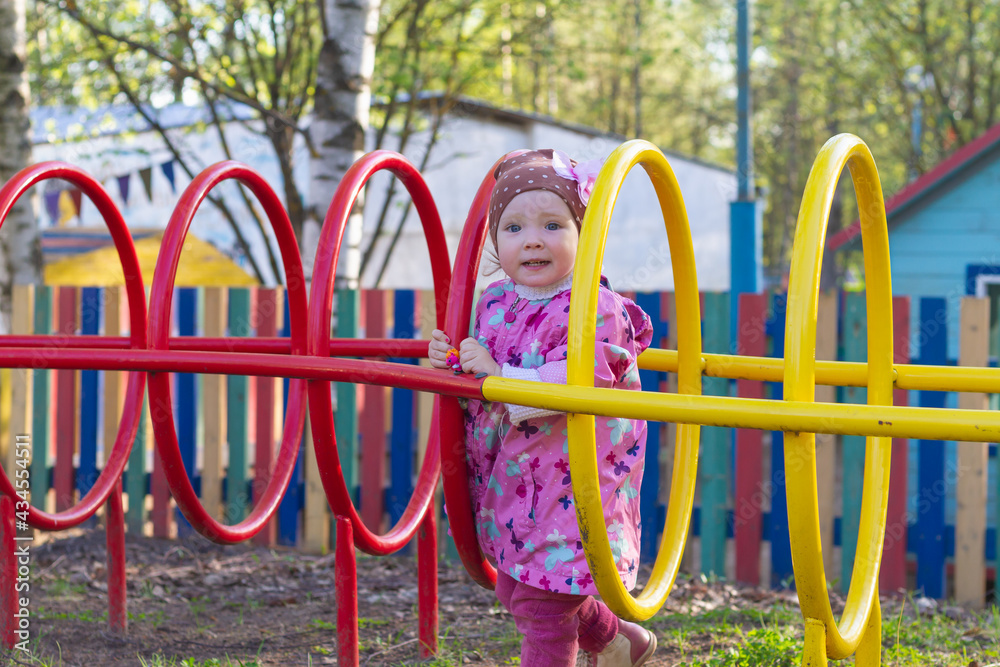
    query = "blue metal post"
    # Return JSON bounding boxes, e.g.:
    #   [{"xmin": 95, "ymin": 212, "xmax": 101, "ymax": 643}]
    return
[{"xmin": 730, "ymin": 0, "xmax": 762, "ymax": 340}]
